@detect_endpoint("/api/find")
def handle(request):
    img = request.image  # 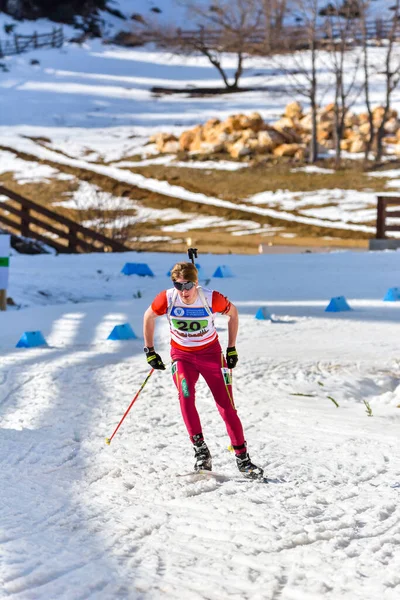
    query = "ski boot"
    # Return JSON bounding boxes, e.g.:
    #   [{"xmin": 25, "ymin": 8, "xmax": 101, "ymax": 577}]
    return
[
  {"xmin": 192, "ymin": 434, "xmax": 212, "ymax": 471},
  {"xmin": 236, "ymin": 450, "xmax": 264, "ymax": 480}
]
